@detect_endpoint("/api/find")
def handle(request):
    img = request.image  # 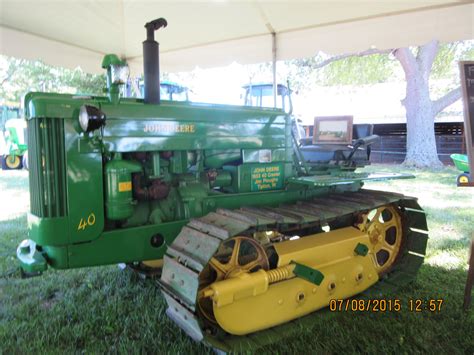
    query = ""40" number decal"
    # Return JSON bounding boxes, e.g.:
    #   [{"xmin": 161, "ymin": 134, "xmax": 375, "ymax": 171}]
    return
[{"xmin": 77, "ymin": 213, "xmax": 96, "ymax": 231}]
